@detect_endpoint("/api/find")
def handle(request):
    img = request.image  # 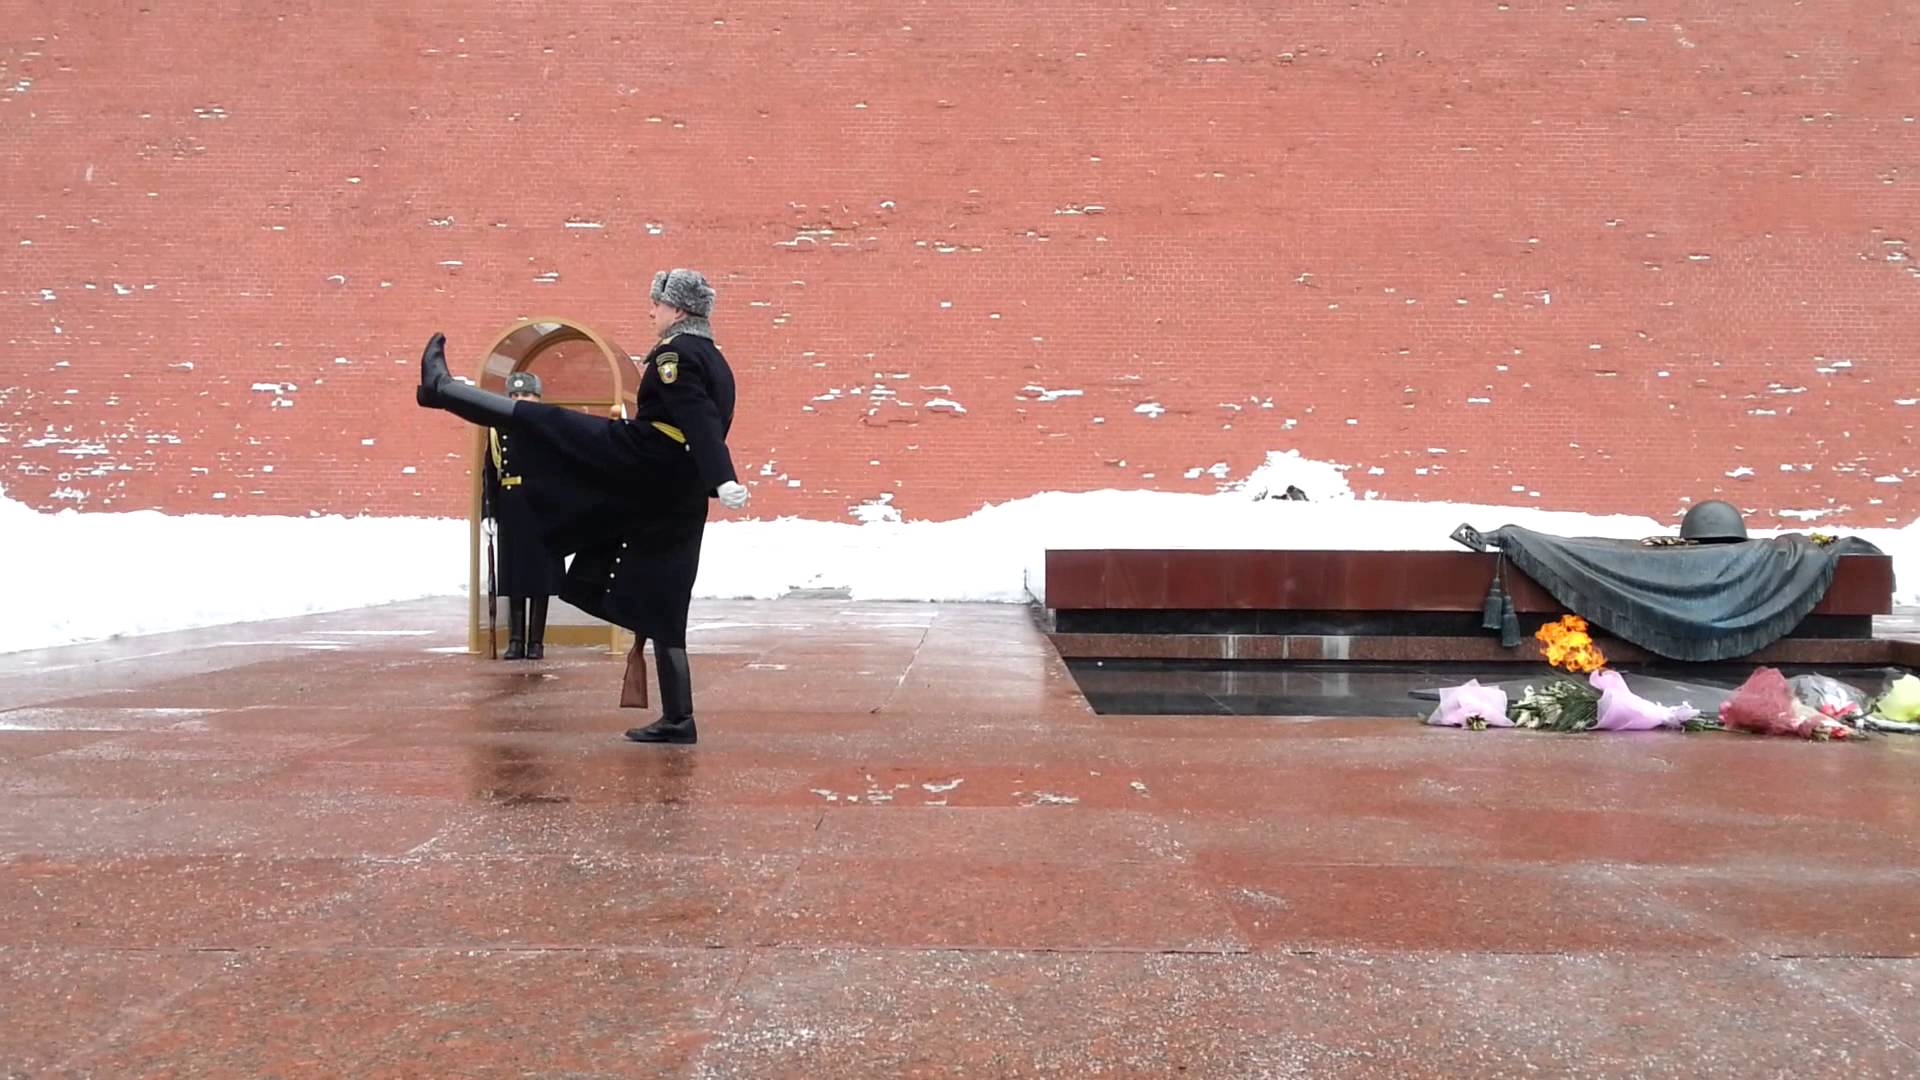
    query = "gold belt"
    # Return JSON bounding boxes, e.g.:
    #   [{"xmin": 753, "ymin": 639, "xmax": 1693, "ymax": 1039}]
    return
[
  {"xmin": 499, "ymin": 475, "xmax": 522, "ymax": 487},
  {"xmin": 651, "ymin": 421, "xmax": 686, "ymax": 444}
]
